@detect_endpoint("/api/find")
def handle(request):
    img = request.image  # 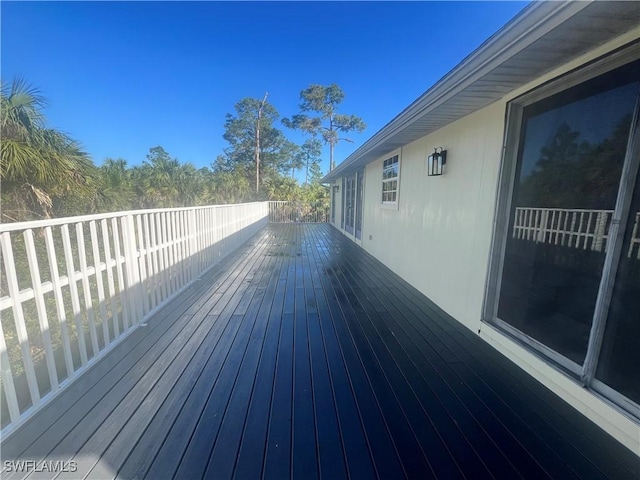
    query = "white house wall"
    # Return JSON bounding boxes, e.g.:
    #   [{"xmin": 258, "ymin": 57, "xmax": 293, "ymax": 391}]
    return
[
  {"xmin": 332, "ymin": 30, "xmax": 640, "ymax": 453},
  {"xmin": 361, "ymin": 102, "xmax": 504, "ymax": 332}
]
